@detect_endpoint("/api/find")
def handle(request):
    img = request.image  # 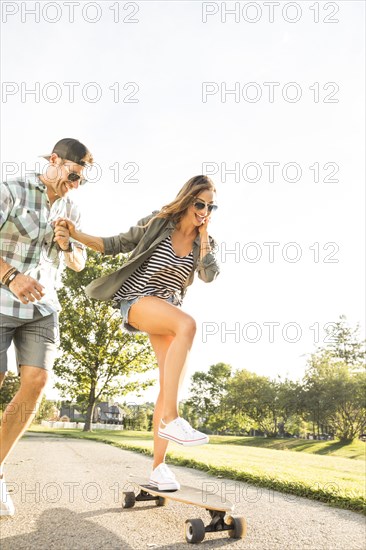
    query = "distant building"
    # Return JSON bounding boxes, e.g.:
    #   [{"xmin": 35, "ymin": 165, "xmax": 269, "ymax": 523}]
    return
[
  {"xmin": 95, "ymin": 402, "xmax": 124, "ymax": 425},
  {"xmin": 59, "ymin": 403, "xmax": 84, "ymax": 422},
  {"xmin": 59, "ymin": 400, "xmax": 124, "ymax": 424}
]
